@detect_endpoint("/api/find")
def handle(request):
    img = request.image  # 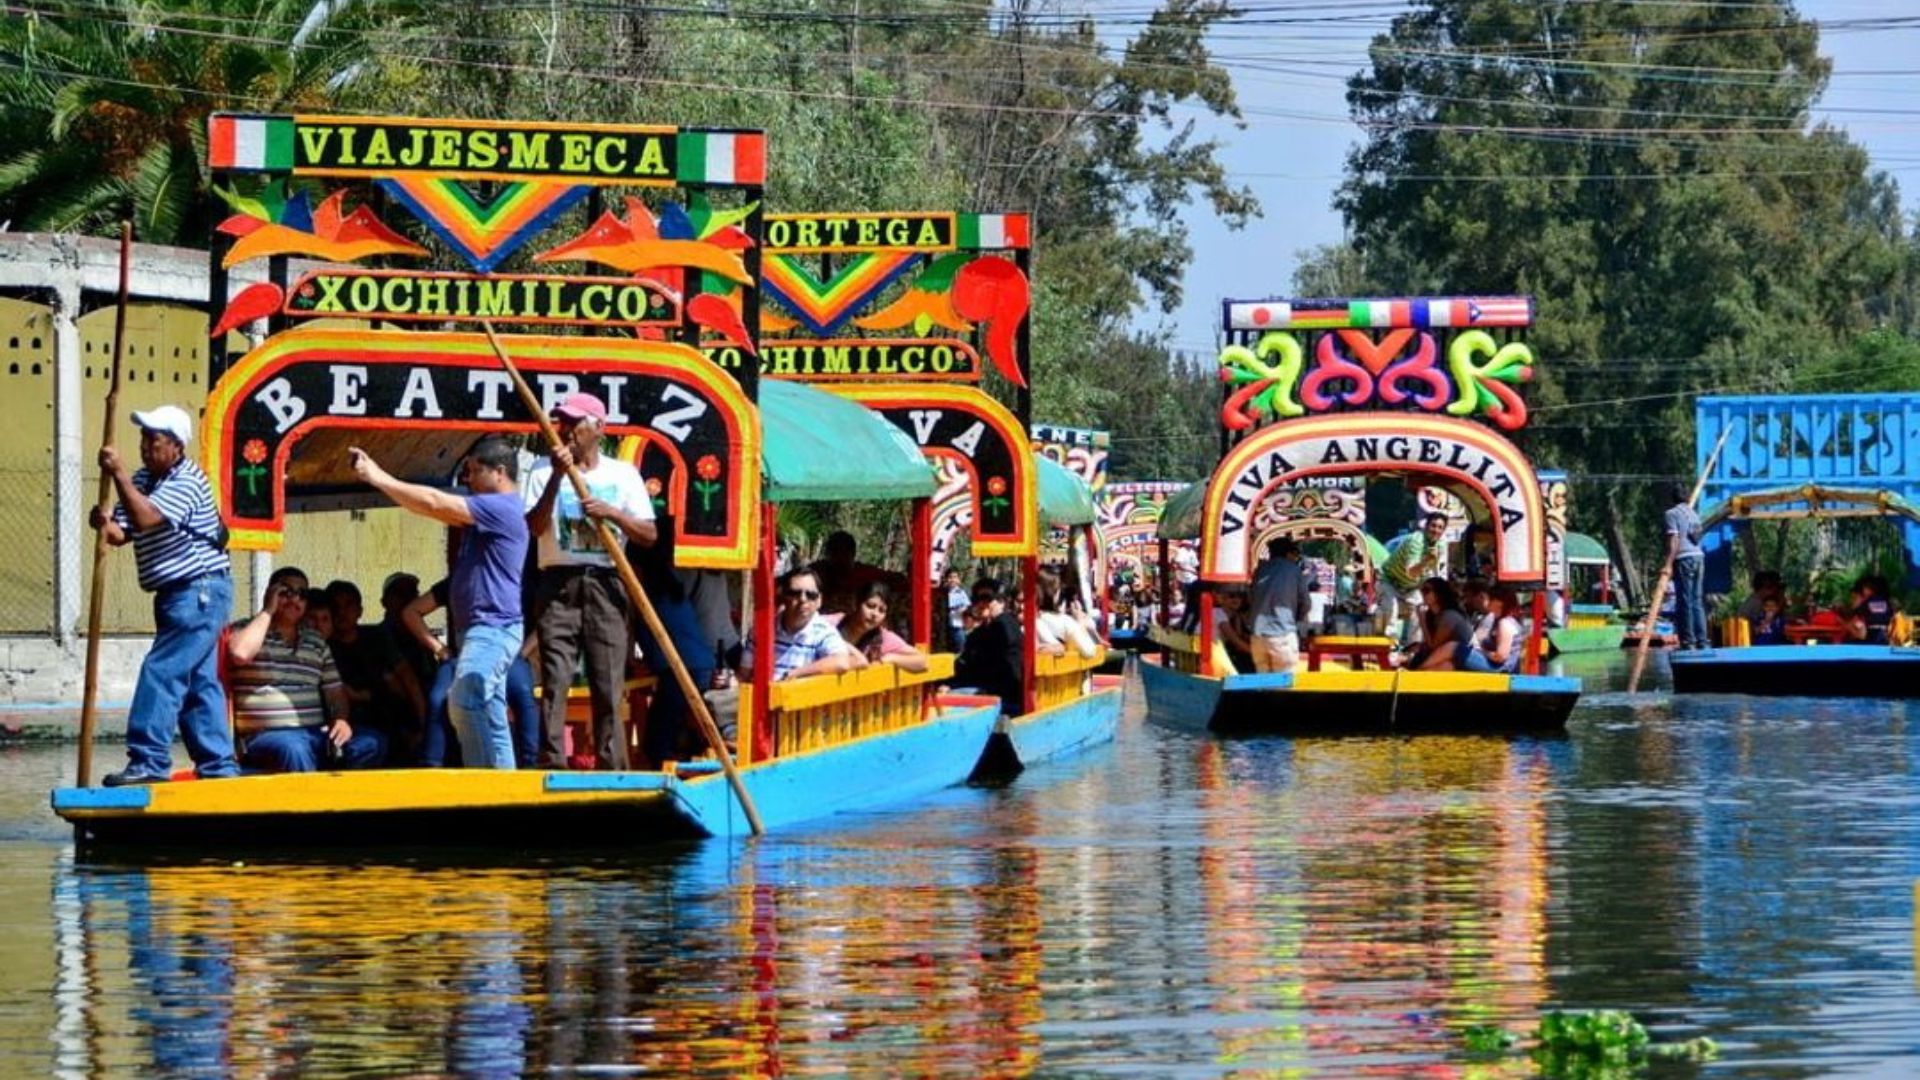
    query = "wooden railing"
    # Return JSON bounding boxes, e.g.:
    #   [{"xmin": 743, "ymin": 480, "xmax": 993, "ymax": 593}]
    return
[
  {"xmin": 760, "ymin": 655, "xmax": 957, "ymax": 757},
  {"xmin": 1033, "ymin": 648, "xmax": 1108, "ymax": 711},
  {"xmin": 1146, "ymin": 626, "xmax": 1204, "ymax": 673}
]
